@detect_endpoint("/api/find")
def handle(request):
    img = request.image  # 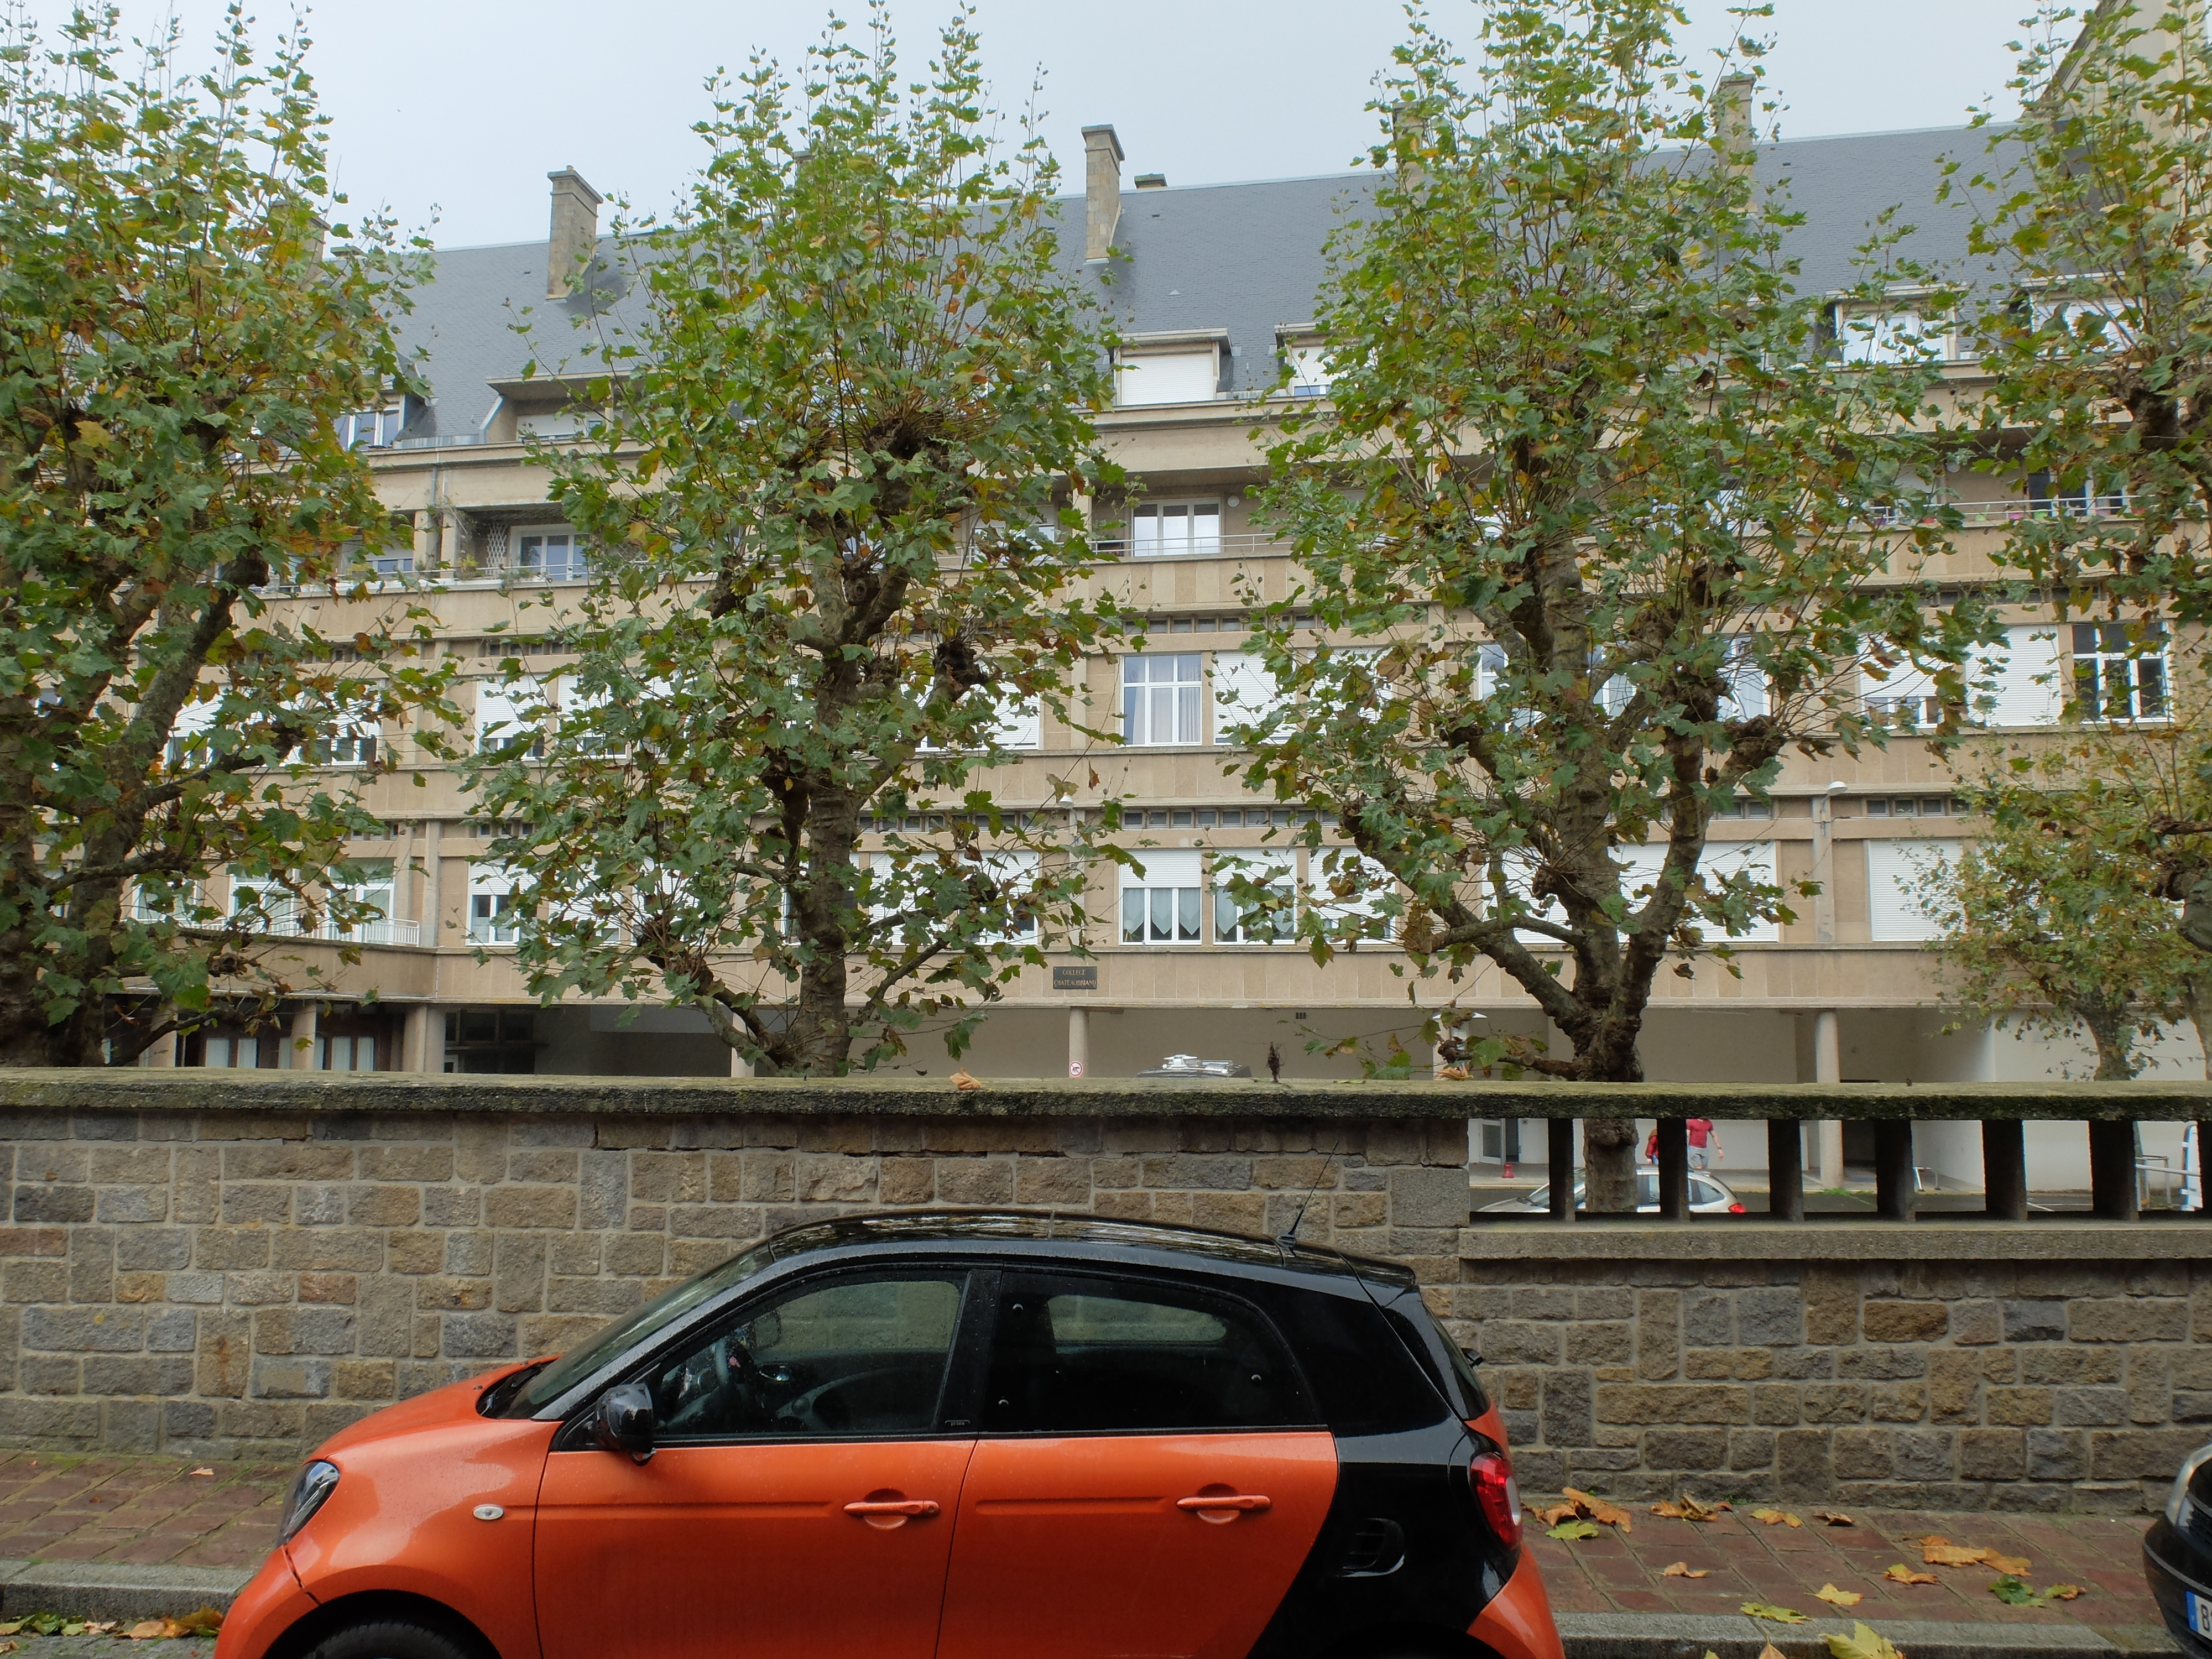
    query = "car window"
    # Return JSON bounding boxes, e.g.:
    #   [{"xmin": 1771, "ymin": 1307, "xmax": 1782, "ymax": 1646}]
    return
[
  {"xmin": 983, "ymin": 1274, "xmax": 1309, "ymax": 1434},
  {"xmin": 1692, "ymin": 1178, "xmax": 1724, "ymax": 1204},
  {"xmin": 648, "ymin": 1272, "xmax": 968, "ymax": 1442}
]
